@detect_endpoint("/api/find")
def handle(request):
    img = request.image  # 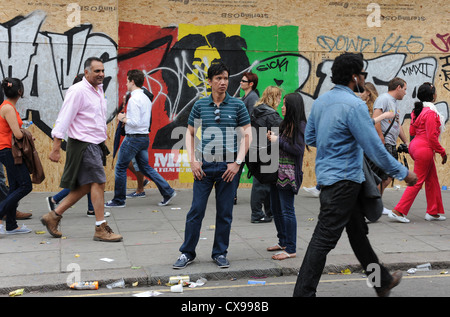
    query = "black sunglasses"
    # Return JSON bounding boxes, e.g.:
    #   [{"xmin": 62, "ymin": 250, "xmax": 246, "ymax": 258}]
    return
[
  {"xmin": 359, "ymin": 71, "xmax": 368, "ymax": 79},
  {"xmin": 240, "ymin": 79, "xmax": 249, "ymax": 83},
  {"xmin": 214, "ymin": 108, "xmax": 220, "ymax": 123}
]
